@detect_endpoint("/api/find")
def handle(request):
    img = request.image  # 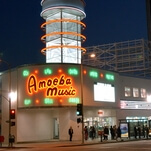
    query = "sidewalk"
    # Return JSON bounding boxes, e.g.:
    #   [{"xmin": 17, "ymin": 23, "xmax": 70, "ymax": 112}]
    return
[{"xmin": 0, "ymin": 137, "xmax": 150, "ymax": 149}]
